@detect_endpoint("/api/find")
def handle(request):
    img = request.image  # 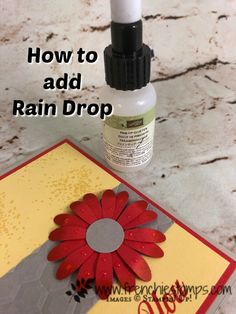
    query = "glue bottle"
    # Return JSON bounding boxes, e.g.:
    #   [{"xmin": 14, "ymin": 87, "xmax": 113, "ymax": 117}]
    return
[{"xmin": 101, "ymin": 0, "xmax": 156, "ymax": 172}]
